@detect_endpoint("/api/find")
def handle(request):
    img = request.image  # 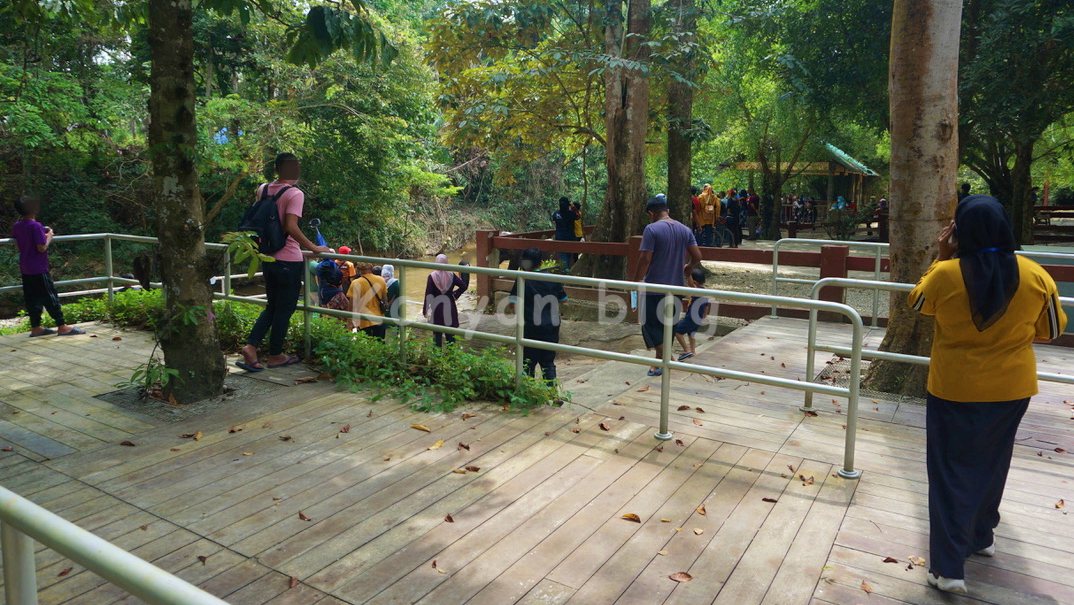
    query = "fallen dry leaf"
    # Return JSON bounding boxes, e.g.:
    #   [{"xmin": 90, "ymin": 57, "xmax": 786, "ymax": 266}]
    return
[
  {"xmin": 293, "ymin": 376, "xmax": 318, "ymax": 384},
  {"xmin": 242, "ymin": 451, "xmax": 253, "ymax": 456},
  {"xmin": 451, "ymin": 468, "xmax": 468, "ymax": 474},
  {"xmin": 692, "ymin": 418, "xmax": 703, "ymax": 426},
  {"xmin": 638, "ymin": 385, "xmax": 650, "ymax": 392},
  {"xmin": 461, "ymin": 412, "xmax": 477, "ymax": 420},
  {"xmin": 367, "ymin": 409, "xmax": 373, "ymax": 418},
  {"xmin": 112, "ymin": 336, "xmax": 122, "ymax": 341},
  {"xmin": 169, "ymin": 447, "xmax": 180, "ymax": 452},
  {"xmin": 444, "ymin": 514, "xmax": 454, "ymax": 523},
  {"xmin": 696, "ymin": 504, "xmax": 706, "ymax": 516},
  {"xmin": 1055, "ymin": 447, "xmax": 1066, "ymax": 454},
  {"xmin": 762, "ymin": 497, "xmax": 778, "ymax": 503},
  {"xmin": 289, "ymin": 576, "xmax": 299, "ymax": 589},
  {"xmin": 278, "ymin": 435, "xmax": 293, "ymax": 442},
  {"xmin": 804, "ymin": 410, "xmax": 819, "ymax": 417},
  {"xmin": 695, "ymin": 406, "xmax": 705, "ymax": 413},
  {"xmin": 119, "ymin": 440, "xmax": 136, "ymax": 447},
  {"xmin": 787, "ymin": 464, "xmax": 796, "ymax": 473},
  {"xmin": 669, "ymin": 572, "xmax": 693, "ymax": 583},
  {"xmin": 411, "ymin": 423, "xmax": 432, "ymax": 433},
  {"xmin": 139, "ymin": 524, "xmax": 148, "ymax": 531},
  {"xmin": 1056, "ymin": 498, "xmax": 1066, "ymax": 510},
  {"xmin": 465, "ymin": 465, "xmax": 480, "ymax": 472},
  {"xmin": 431, "ymin": 559, "xmax": 447, "ymax": 574},
  {"xmin": 799, "ymin": 474, "xmax": 815, "ymax": 486},
  {"xmin": 677, "ymin": 405, "xmax": 690, "ymax": 411},
  {"xmin": 197, "ymin": 555, "xmax": 208, "ymax": 565},
  {"xmin": 0, "ymin": 446, "xmax": 12, "ymax": 452},
  {"xmin": 428, "ymin": 439, "xmax": 444, "ymax": 450},
  {"xmin": 780, "ymin": 362, "xmax": 786, "ymax": 368},
  {"xmin": 621, "ymin": 513, "xmax": 642, "ymax": 523},
  {"xmin": 599, "ymin": 421, "xmax": 611, "ymax": 431},
  {"xmin": 298, "ymin": 511, "xmax": 312, "ymax": 522},
  {"xmin": 340, "ymin": 424, "xmax": 351, "ymax": 434},
  {"xmin": 861, "ymin": 580, "xmax": 873, "ymax": 594},
  {"xmin": 675, "ymin": 439, "xmax": 685, "ymax": 447},
  {"xmin": 570, "ymin": 427, "xmax": 581, "ymax": 434},
  {"xmin": 228, "ymin": 425, "xmax": 243, "ymax": 434},
  {"xmin": 458, "ymin": 442, "xmax": 470, "ymax": 451},
  {"xmin": 657, "ymin": 549, "xmax": 668, "ymax": 556},
  {"xmin": 660, "ymin": 518, "xmax": 671, "ymax": 523},
  {"xmin": 908, "ymin": 555, "xmax": 926, "ymax": 567},
  {"xmin": 692, "ymin": 528, "xmax": 704, "ymax": 535},
  {"xmin": 58, "ymin": 567, "xmax": 73, "ymax": 577},
  {"xmin": 882, "ymin": 556, "xmax": 898, "ymax": 564}
]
